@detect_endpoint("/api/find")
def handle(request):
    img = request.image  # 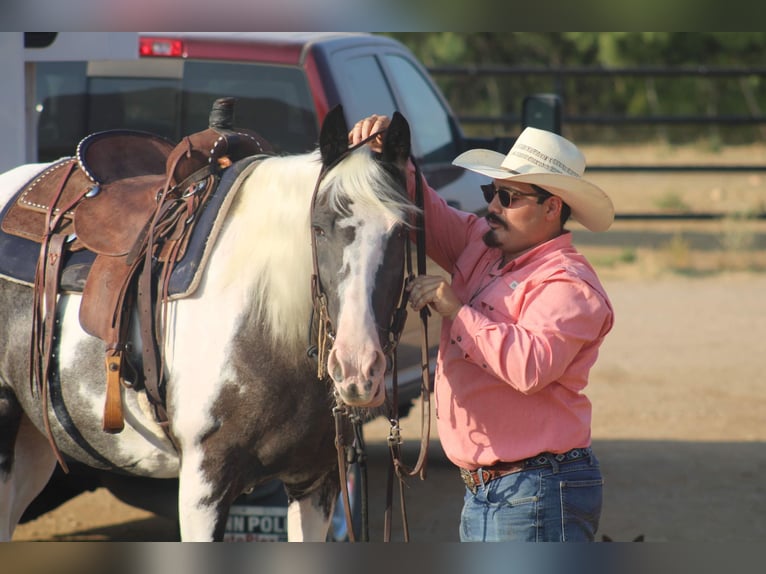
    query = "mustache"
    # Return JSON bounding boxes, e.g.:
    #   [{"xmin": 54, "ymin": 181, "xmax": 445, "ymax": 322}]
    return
[{"xmin": 485, "ymin": 213, "xmax": 508, "ymax": 229}]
